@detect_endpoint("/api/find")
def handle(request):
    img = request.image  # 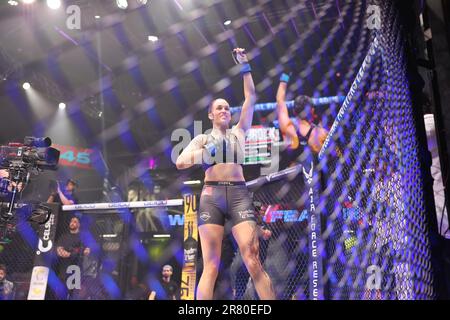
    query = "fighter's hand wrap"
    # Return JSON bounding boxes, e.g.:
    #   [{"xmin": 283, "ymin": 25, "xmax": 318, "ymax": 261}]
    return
[
  {"xmin": 203, "ymin": 135, "xmax": 226, "ymax": 158},
  {"xmin": 203, "ymin": 135, "xmax": 233, "ymax": 163},
  {"xmin": 280, "ymin": 59, "xmax": 299, "ymax": 83},
  {"xmin": 204, "ymin": 140, "xmax": 217, "ymax": 157},
  {"xmin": 240, "ymin": 63, "xmax": 252, "ymax": 75},
  {"xmin": 233, "ymin": 48, "xmax": 251, "ymax": 74},
  {"xmin": 279, "ymin": 72, "xmax": 290, "ymax": 83}
]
